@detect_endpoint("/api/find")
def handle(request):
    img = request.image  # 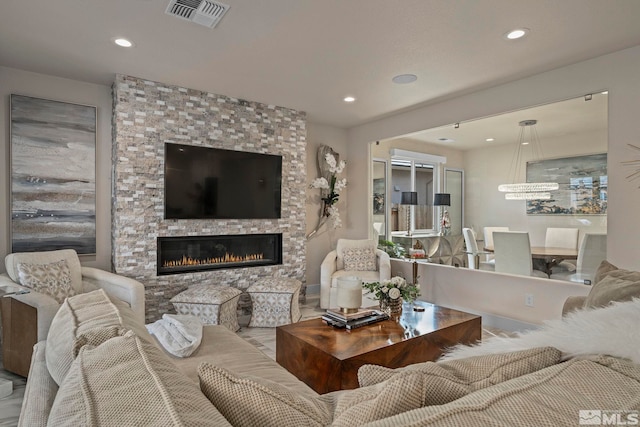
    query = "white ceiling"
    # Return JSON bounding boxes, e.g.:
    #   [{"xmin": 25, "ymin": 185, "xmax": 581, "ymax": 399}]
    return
[
  {"xmin": 398, "ymin": 92, "xmax": 608, "ymax": 151},
  {"xmin": 1, "ymin": 0, "xmax": 639, "ymax": 128}
]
